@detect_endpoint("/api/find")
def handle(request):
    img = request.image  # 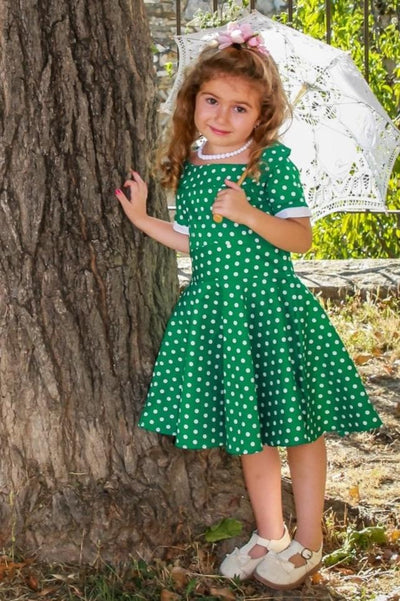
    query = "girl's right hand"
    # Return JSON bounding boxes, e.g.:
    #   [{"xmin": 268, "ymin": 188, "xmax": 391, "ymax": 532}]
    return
[{"xmin": 115, "ymin": 169, "xmax": 148, "ymax": 225}]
